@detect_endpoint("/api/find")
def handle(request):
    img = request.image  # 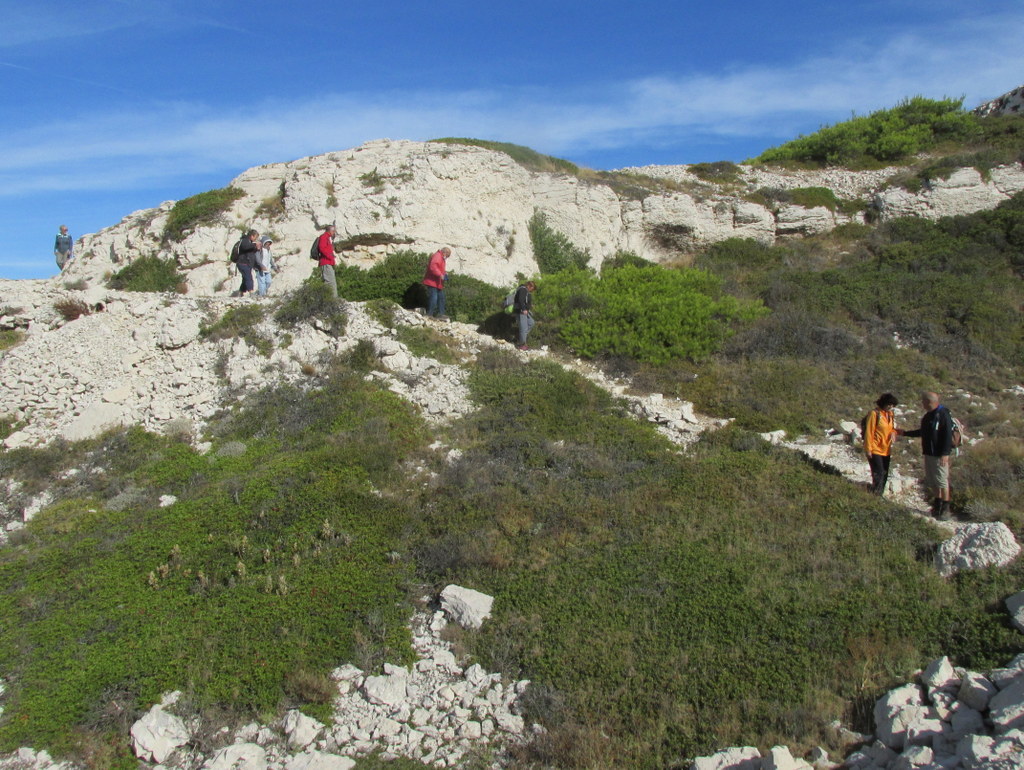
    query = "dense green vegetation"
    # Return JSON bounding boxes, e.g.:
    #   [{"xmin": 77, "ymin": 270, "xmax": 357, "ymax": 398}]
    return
[
  {"xmin": 108, "ymin": 256, "xmax": 186, "ymax": 293},
  {"xmin": 535, "ymin": 263, "xmax": 766, "ymax": 364},
  {"xmin": 753, "ymin": 97, "xmax": 979, "ymax": 167},
  {"xmin": 1, "ymin": 345, "xmax": 1020, "ymax": 767},
  {"xmin": 528, "ymin": 211, "xmax": 591, "ymax": 275},
  {"xmin": 335, "ymin": 250, "xmax": 501, "ymax": 324},
  {"xmin": 162, "ymin": 186, "xmax": 245, "ymax": 243}
]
